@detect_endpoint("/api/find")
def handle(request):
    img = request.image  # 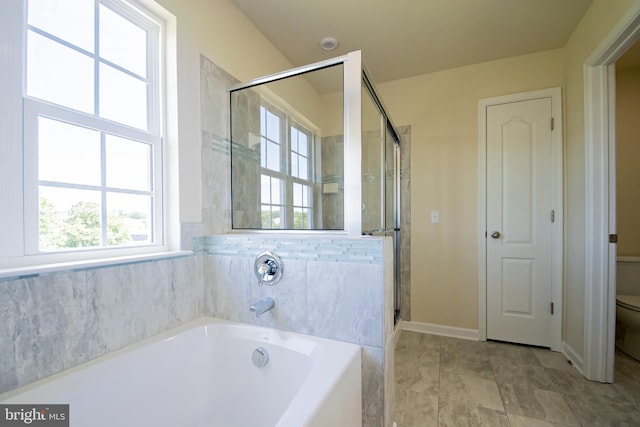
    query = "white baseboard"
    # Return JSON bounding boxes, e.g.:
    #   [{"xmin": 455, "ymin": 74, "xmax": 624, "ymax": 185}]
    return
[
  {"xmin": 401, "ymin": 320, "xmax": 479, "ymax": 341},
  {"xmin": 562, "ymin": 340, "xmax": 584, "ymax": 375}
]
